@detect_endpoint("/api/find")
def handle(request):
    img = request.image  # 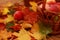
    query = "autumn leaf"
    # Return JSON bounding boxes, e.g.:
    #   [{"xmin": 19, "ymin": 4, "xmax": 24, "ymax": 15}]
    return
[
  {"xmin": 2, "ymin": 8, "xmax": 9, "ymax": 15},
  {"xmin": 29, "ymin": 1, "xmax": 37, "ymax": 12},
  {"xmin": 54, "ymin": 16, "xmax": 59, "ymax": 22},
  {"xmin": 6, "ymin": 22, "xmax": 14, "ymax": 32},
  {"xmin": 8, "ymin": 9, "xmax": 16, "ymax": 15},
  {"xmin": 38, "ymin": 21, "xmax": 52, "ymax": 35},
  {"xmin": 4, "ymin": 15, "xmax": 14, "ymax": 23},
  {"xmin": 0, "ymin": 29, "xmax": 12, "ymax": 40}
]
